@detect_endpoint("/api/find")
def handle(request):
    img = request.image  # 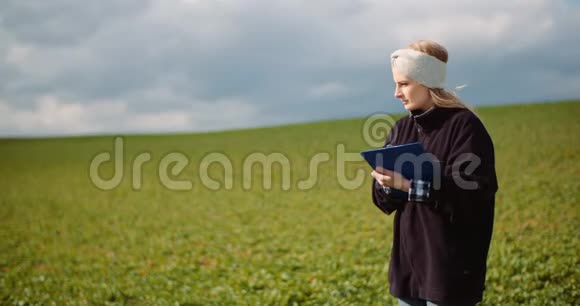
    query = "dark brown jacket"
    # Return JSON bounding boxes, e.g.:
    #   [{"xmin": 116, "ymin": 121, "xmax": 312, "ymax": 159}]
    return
[{"xmin": 371, "ymin": 106, "xmax": 498, "ymax": 303}]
